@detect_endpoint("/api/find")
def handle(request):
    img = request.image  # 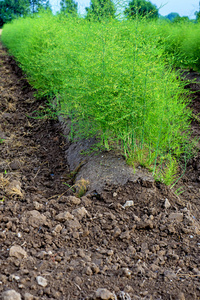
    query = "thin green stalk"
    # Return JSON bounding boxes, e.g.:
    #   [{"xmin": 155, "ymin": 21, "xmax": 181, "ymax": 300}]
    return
[{"xmin": 141, "ymin": 69, "xmax": 148, "ymax": 149}]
